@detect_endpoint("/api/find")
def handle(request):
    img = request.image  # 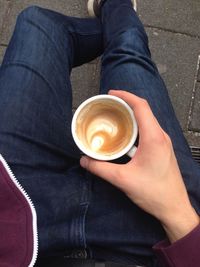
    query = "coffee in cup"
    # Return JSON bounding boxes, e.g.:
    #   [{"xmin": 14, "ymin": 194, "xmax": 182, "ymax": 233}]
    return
[{"xmin": 71, "ymin": 95, "xmax": 138, "ymax": 161}]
